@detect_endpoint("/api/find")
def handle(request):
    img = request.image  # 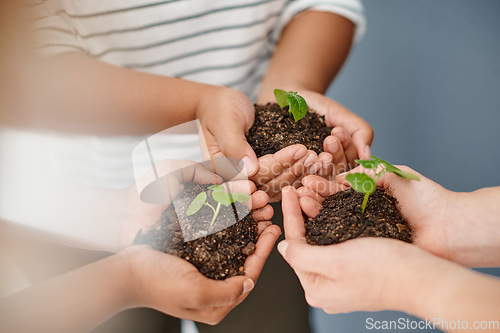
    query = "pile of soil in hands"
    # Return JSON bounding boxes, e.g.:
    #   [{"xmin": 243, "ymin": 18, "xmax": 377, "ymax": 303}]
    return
[
  {"xmin": 305, "ymin": 188, "xmax": 412, "ymax": 245},
  {"xmin": 134, "ymin": 182, "xmax": 258, "ymax": 280},
  {"xmin": 246, "ymin": 103, "xmax": 333, "ymax": 158}
]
